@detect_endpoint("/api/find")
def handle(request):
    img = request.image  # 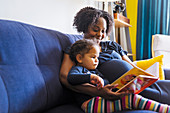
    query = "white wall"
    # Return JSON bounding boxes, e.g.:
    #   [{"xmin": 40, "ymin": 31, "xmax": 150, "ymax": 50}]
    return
[{"xmin": 0, "ymin": 0, "xmax": 96, "ymax": 34}]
